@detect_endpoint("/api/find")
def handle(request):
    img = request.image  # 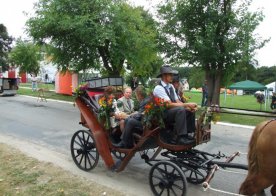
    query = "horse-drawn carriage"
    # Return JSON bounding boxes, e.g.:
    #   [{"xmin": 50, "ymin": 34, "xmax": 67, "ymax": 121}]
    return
[{"xmin": 70, "ymin": 77, "xmax": 248, "ymax": 196}]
